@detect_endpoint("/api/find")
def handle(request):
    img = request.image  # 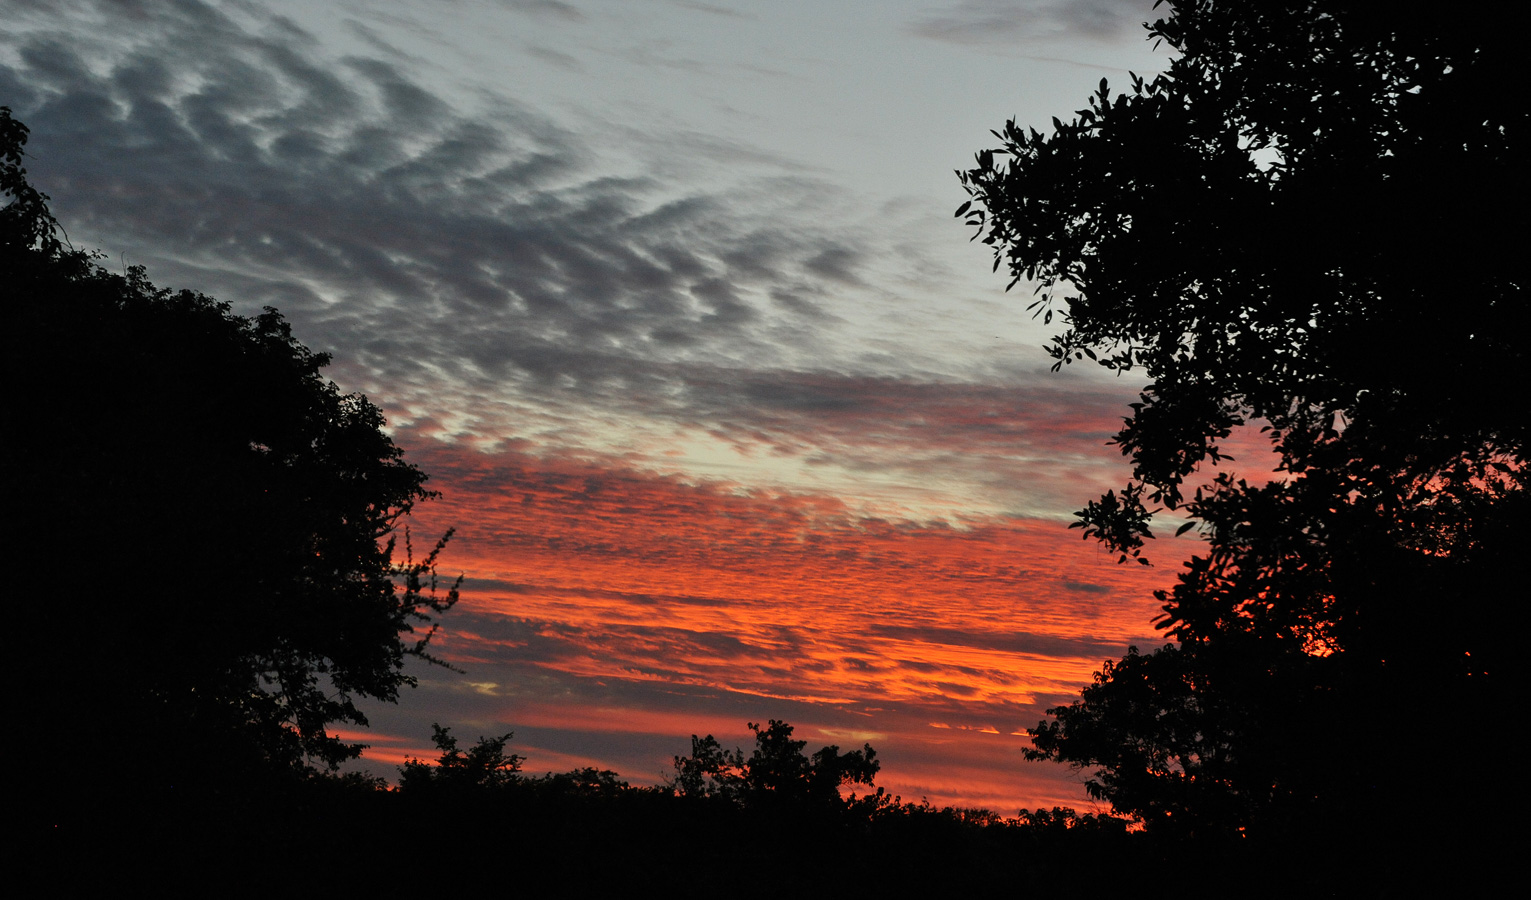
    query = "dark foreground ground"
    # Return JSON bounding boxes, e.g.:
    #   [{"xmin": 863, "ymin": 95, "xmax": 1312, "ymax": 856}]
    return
[{"xmin": 21, "ymin": 775, "xmax": 1503, "ymax": 897}]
